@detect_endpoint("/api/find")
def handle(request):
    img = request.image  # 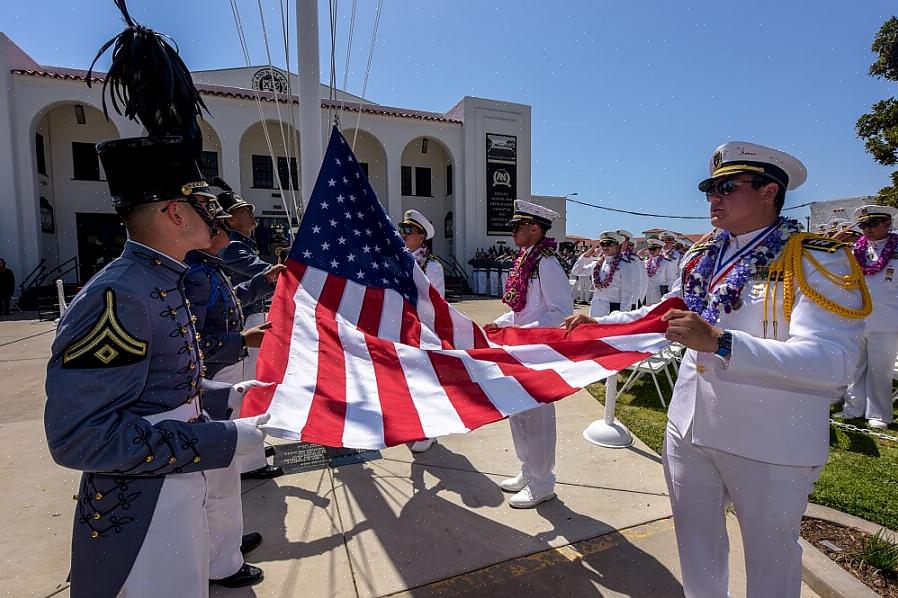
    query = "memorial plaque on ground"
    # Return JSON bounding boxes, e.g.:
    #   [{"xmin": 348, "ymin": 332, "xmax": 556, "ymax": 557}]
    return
[{"xmin": 273, "ymin": 442, "xmax": 381, "ymax": 474}]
